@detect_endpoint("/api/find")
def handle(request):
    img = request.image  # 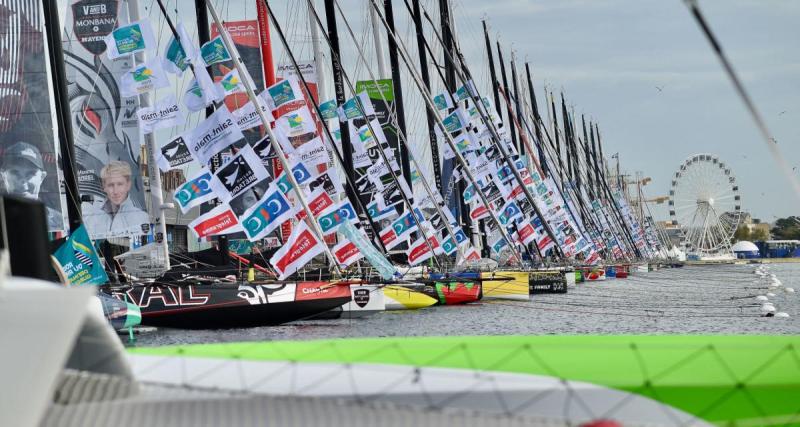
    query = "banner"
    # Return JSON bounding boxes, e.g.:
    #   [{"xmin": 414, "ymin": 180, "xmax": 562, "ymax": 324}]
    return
[
  {"xmin": 200, "ymin": 35, "xmax": 231, "ymax": 66},
  {"xmin": 187, "ymin": 106, "xmax": 244, "ymax": 166},
  {"xmin": 338, "ymin": 221, "xmax": 397, "ymax": 280},
  {"xmin": 53, "ymin": 225, "xmax": 108, "ymax": 286},
  {"xmin": 189, "ymin": 203, "xmax": 242, "ymax": 238},
  {"xmin": 157, "ymin": 135, "xmax": 192, "ymax": 172},
  {"xmin": 137, "ymin": 94, "xmax": 184, "ymax": 134},
  {"xmin": 269, "ymin": 220, "xmax": 324, "ymax": 279},
  {"xmin": 232, "ymin": 94, "xmax": 272, "ymax": 132},
  {"xmin": 407, "ymin": 236, "xmax": 439, "ymax": 266},
  {"xmin": 104, "ymin": 19, "xmax": 155, "ymax": 59},
  {"xmin": 0, "ymin": 1, "xmax": 65, "ymax": 231}
]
